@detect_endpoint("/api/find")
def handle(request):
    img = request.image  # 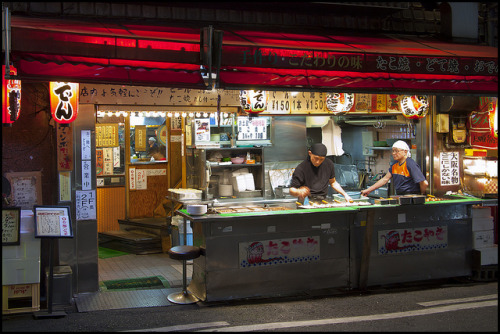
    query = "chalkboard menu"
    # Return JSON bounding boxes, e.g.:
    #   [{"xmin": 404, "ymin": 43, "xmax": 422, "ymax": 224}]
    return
[
  {"xmin": 2, "ymin": 207, "xmax": 21, "ymax": 246},
  {"xmin": 4, "ymin": 171, "xmax": 42, "ymax": 210}
]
